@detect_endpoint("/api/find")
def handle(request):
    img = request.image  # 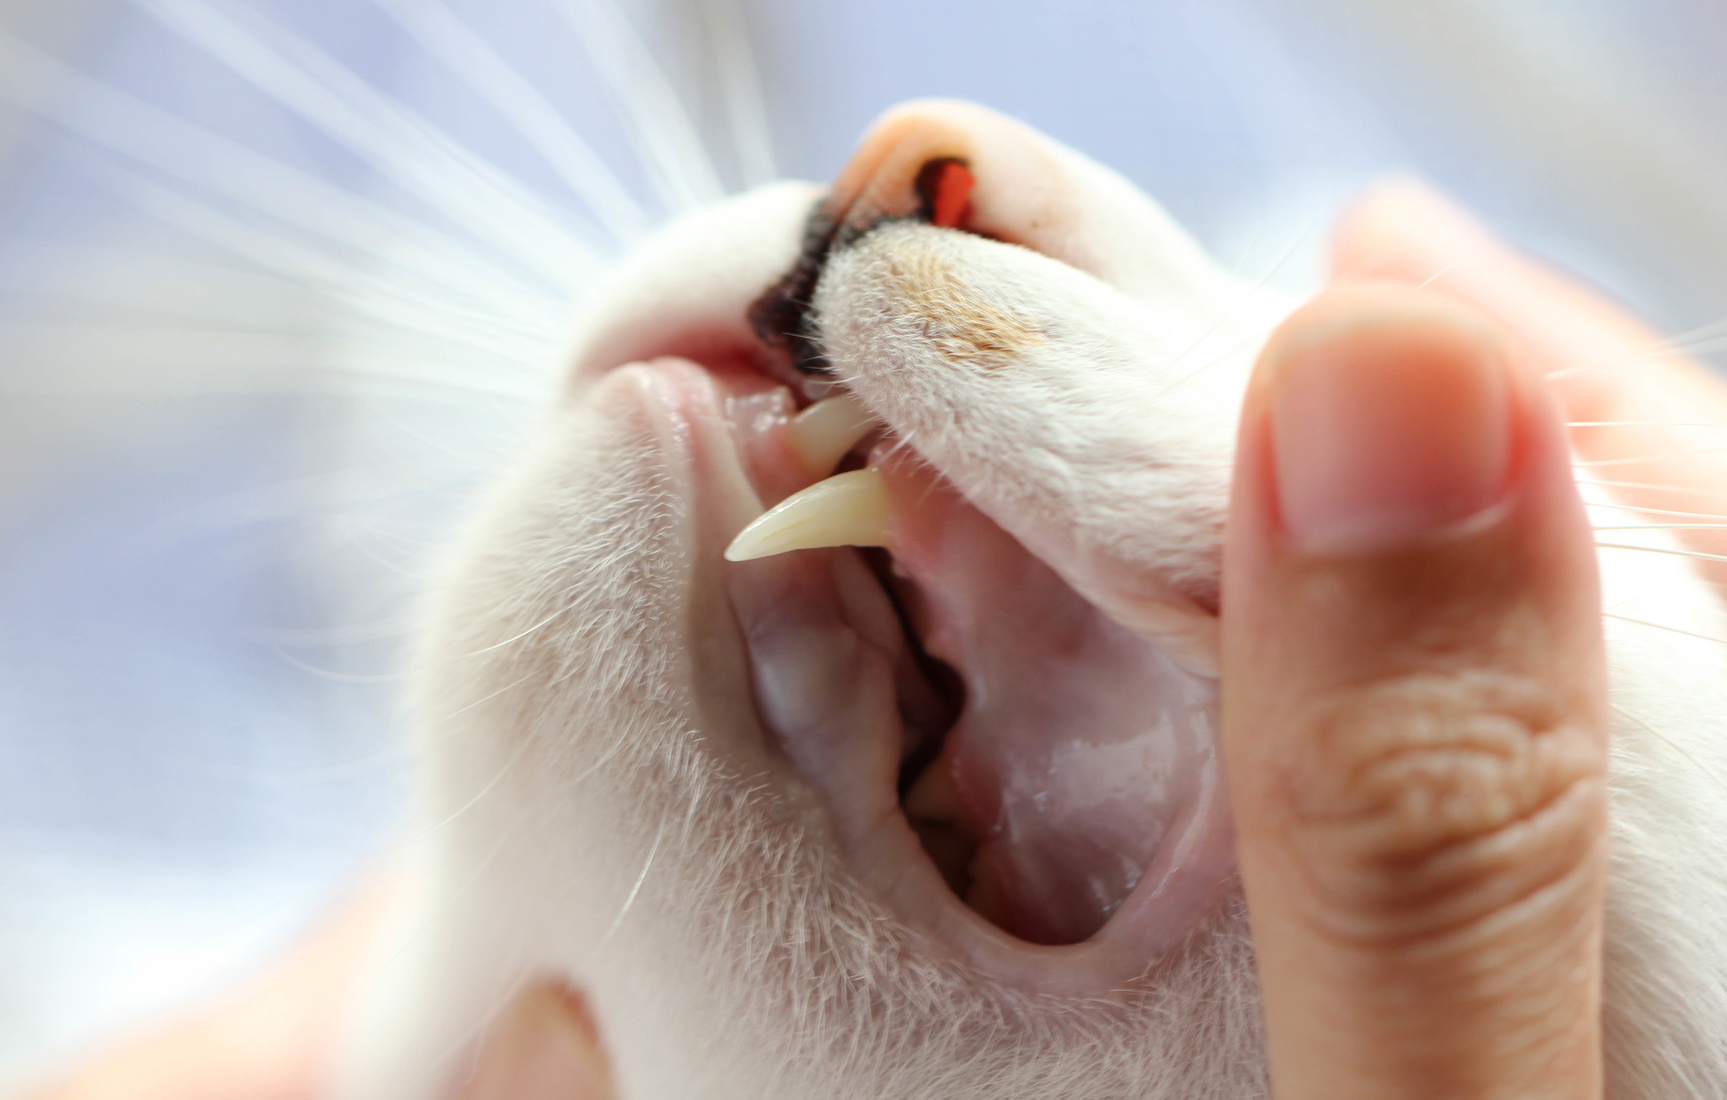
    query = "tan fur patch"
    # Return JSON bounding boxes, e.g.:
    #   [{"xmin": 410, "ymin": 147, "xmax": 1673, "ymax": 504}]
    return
[{"xmin": 879, "ymin": 238, "xmax": 1045, "ymax": 365}]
